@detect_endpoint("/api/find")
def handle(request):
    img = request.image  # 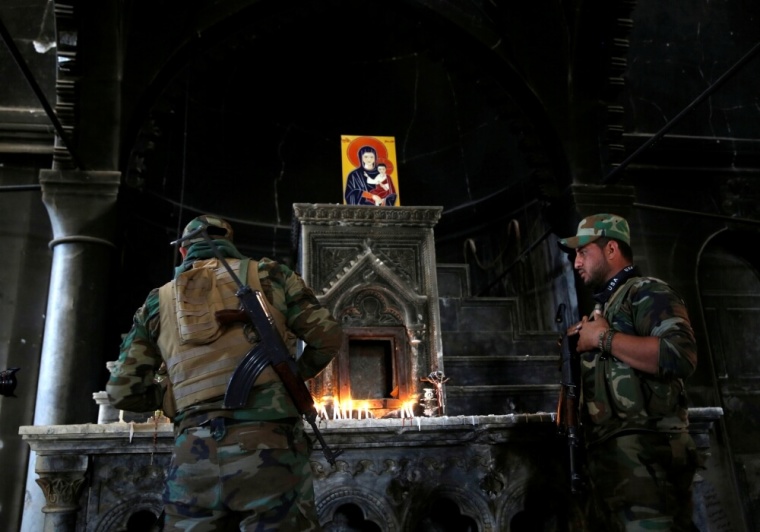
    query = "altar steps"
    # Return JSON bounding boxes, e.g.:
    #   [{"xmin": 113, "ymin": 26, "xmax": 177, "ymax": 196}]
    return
[{"xmin": 437, "ymin": 263, "xmax": 561, "ymax": 416}]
